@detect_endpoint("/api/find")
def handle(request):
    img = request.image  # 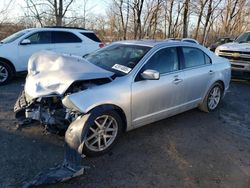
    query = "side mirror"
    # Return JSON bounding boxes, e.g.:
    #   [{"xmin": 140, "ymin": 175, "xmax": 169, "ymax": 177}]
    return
[
  {"xmin": 141, "ymin": 69, "xmax": 160, "ymax": 80},
  {"xmin": 20, "ymin": 39, "xmax": 31, "ymax": 45}
]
